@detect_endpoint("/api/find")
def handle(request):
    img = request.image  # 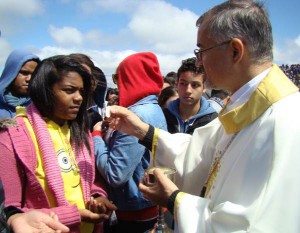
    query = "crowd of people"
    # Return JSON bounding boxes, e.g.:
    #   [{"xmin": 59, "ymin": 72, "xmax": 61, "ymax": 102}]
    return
[
  {"xmin": 279, "ymin": 63, "xmax": 300, "ymax": 87},
  {"xmin": 0, "ymin": 0, "xmax": 300, "ymax": 233}
]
